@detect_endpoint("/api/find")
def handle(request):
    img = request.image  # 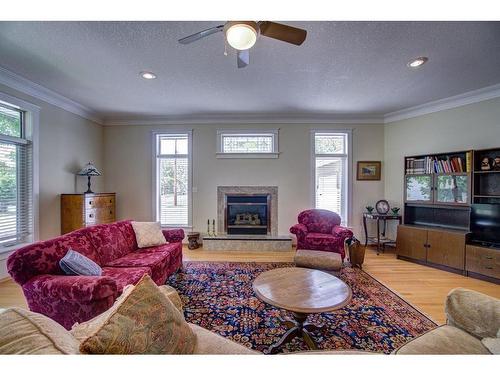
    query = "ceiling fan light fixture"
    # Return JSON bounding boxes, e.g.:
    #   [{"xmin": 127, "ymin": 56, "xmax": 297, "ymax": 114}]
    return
[{"xmin": 225, "ymin": 22, "xmax": 258, "ymax": 50}]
